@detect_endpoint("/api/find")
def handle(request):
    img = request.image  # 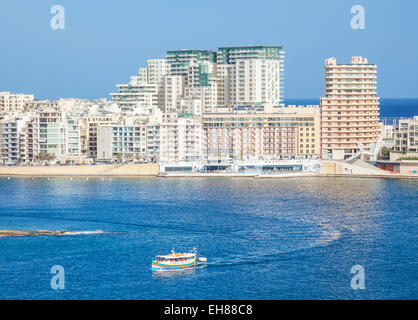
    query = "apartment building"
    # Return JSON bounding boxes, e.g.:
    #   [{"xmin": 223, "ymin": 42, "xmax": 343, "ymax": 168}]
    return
[
  {"xmin": 217, "ymin": 46, "xmax": 285, "ymax": 107},
  {"xmin": 394, "ymin": 116, "xmax": 418, "ymax": 152},
  {"xmin": 179, "ymin": 98, "xmax": 202, "ymax": 116},
  {"xmin": 84, "ymin": 115, "xmax": 120, "ymax": 160},
  {"xmin": 0, "ymin": 115, "xmax": 32, "ymax": 164},
  {"xmin": 320, "ymin": 56, "xmax": 380, "ymax": 160},
  {"xmin": 166, "ymin": 51, "xmax": 219, "ymax": 113},
  {"xmin": 0, "ymin": 92, "xmax": 34, "ymax": 118},
  {"xmin": 97, "ymin": 124, "xmax": 144, "ymax": 161},
  {"xmin": 96, "ymin": 115, "xmax": 161, "ymax": 162},
  {"xmin": 32, "ymin": 110, "xmax": 65, "ymax": 158},
  {"xmin": 111, "ymin": 59, "xmax": 168, "ymax": 113},
  {"xmin": 28, "ymin": 99, "xmax": 59, "ymax": 113},
  {"xmin": 165, "ymin": 75, "xmax": 185, "ymax": 113},
  {"xmin": 63, "ymin": 117, "xmax": 84, "ymax": 157},
  {"xmin": 166, "ymin": 50, "xmax": 217, "ymax": 76},
  {"xmin": 202, "ymin": 105, "xmax": 320, "ymax": 161},
  {"xmin": 159, "ymin": 115, "xmax": 202, "ymax": 163},
  {"xmin": 111, "ymin": 46, "xmax": 285, "ymax": 116},
  {"xmin": 111, "ymin": 82, "xmax": 160, "ymax": 114},
  {"xmin": 184, "ymin": 62, "xmax": 218, "ymax": 113}
]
